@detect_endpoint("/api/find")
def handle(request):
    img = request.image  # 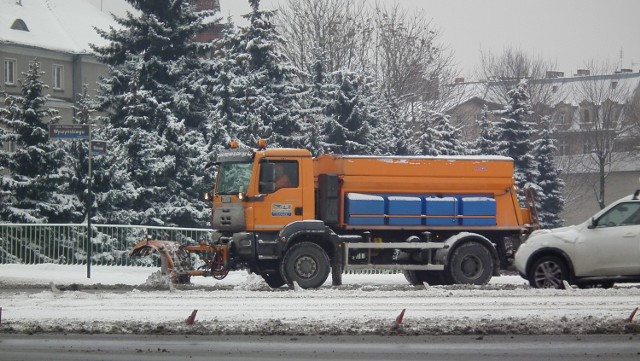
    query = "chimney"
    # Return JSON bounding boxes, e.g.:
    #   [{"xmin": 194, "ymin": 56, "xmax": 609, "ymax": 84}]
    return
[
  {"xmin": 620, "ymin": 68, "xmax": 633, "ymax": 73},
  {"xmin": 546, "ymin": 71, "xmax": 564, "ymax": 79},
  {"xmin": 454, "ymin": 77, "xmax": 465, "ymax": 84},
  {"xmin": 576, "ymin": 69, "xmax": 591, "ymax": 76}
]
